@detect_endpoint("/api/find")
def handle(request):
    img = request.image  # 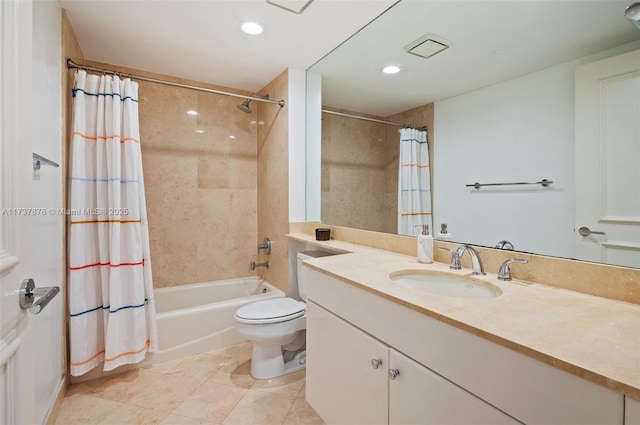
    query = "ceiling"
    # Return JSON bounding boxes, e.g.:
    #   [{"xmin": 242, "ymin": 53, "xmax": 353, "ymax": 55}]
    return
[
  {"xmin": 59, "ymin": 0, "xmax": 398, "ymax": 92},
  {"xmin": 60, "ymin": 1, "xmax": 640, "ymax": 116},
  {"xmin": 310, "ymin": 1, "xmax": 640, "ymax": 116}
]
